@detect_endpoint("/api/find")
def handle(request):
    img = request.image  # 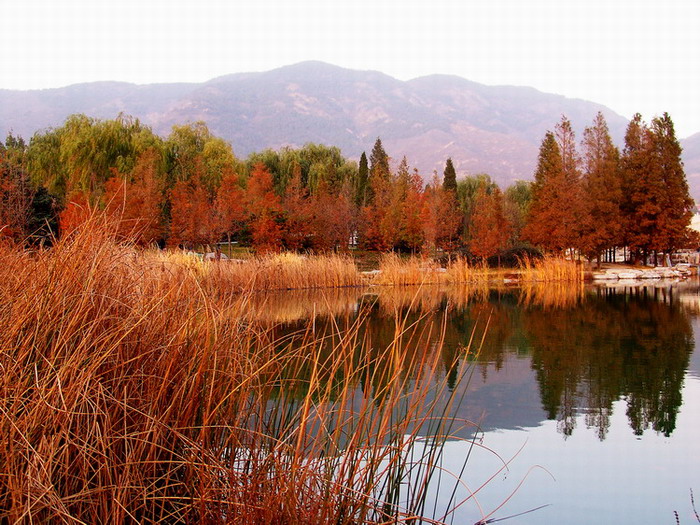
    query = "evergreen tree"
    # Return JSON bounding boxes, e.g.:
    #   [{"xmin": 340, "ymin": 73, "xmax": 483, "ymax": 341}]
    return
[
  {"xmin": 366, "ymin": 138, "xmax": 390, "ymax": 205},
  {"xmin": 443, "ymin": 157, "xmax": 457, "ymax": 193},
  {"xmin": 355, "ymin": 151, "xmax": 369, "ymax": 207}
]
